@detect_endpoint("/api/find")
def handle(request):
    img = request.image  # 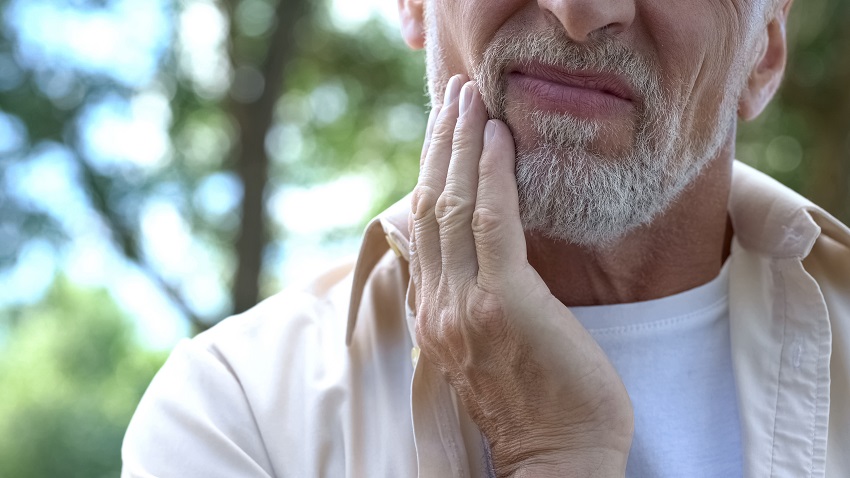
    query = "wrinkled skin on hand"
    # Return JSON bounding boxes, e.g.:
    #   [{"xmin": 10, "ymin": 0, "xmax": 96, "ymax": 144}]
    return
[{"xmin": 409, "ymin": 75, "xmax": 634, "ymax": 477}]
